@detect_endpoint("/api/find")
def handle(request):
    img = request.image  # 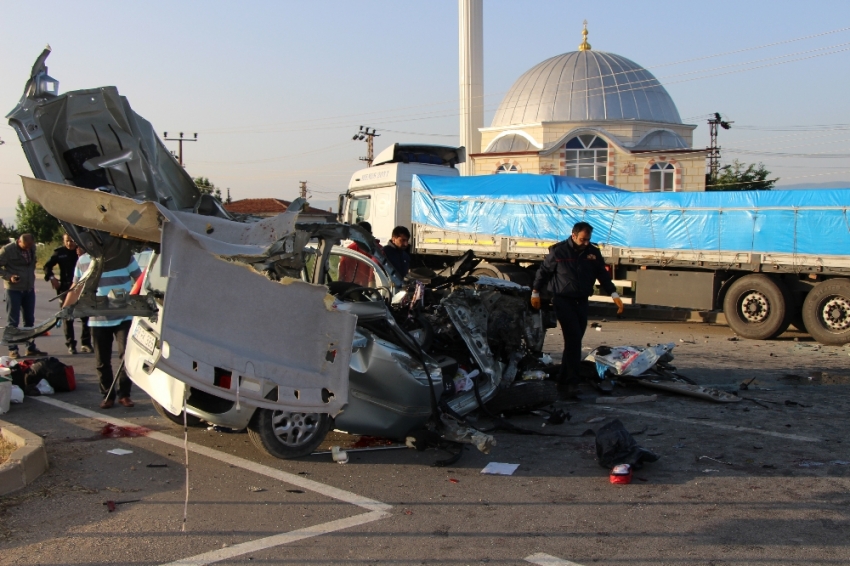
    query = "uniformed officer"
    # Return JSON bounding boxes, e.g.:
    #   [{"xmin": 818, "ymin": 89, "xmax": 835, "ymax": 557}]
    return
[{"xmin": 531, "ymin": 222, "xmax": 624, "ymax": 398}]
